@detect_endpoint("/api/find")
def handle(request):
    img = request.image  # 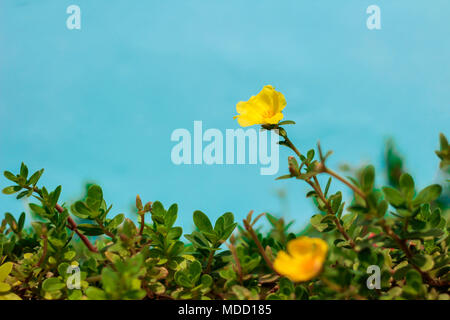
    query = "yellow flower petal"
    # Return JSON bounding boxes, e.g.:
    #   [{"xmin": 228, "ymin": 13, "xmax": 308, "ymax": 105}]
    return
[
  {"xmin": 273, "ymin": 236, "xmax": 328, "ymax": 282},
  {"xmin": 234, "ymin": 85, "xmax": 286, "ymax": 127}
]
